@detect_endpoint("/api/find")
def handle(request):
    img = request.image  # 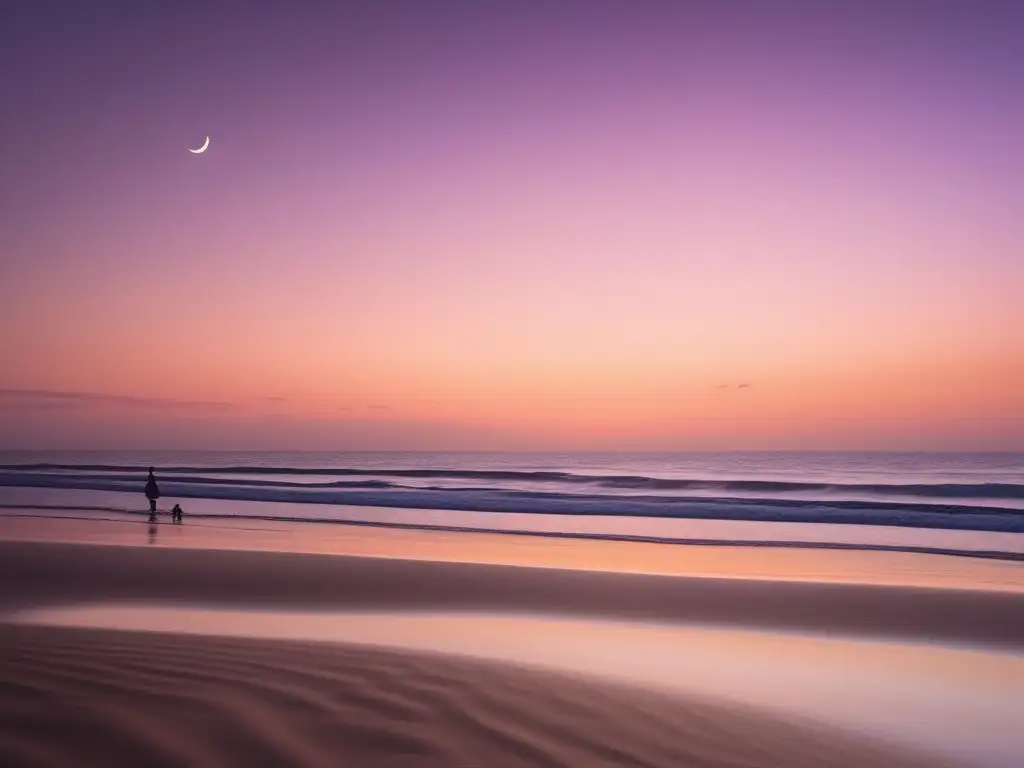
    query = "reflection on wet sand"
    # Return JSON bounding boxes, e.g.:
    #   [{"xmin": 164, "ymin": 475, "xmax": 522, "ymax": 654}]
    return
[{"xmin": 2, "ymin": 513, "xmax": 1023, "ymax": 593}]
